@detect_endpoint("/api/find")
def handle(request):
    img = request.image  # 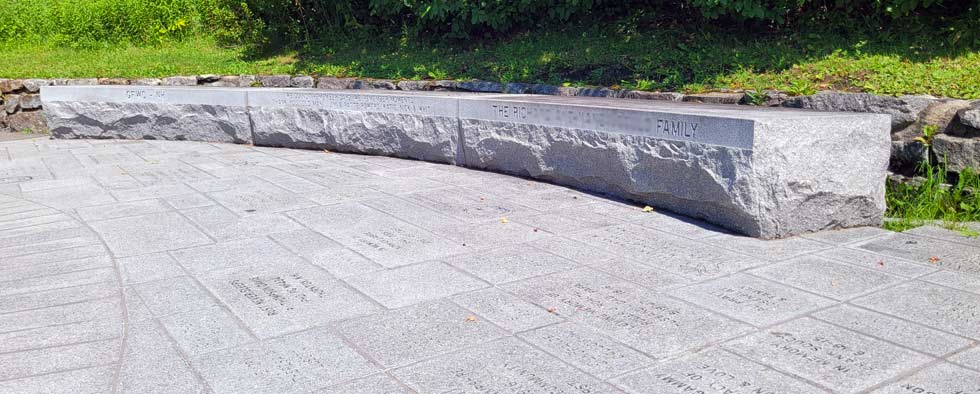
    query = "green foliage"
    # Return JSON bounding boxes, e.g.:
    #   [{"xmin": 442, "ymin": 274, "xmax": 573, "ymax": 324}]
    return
[
  {"xmin": 885, "ymin": 160, "xmax": 980, "ymax": 233},
  {"xmin": 0, "ymin": 0, "xmax": 213, "ymax": 47}
]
